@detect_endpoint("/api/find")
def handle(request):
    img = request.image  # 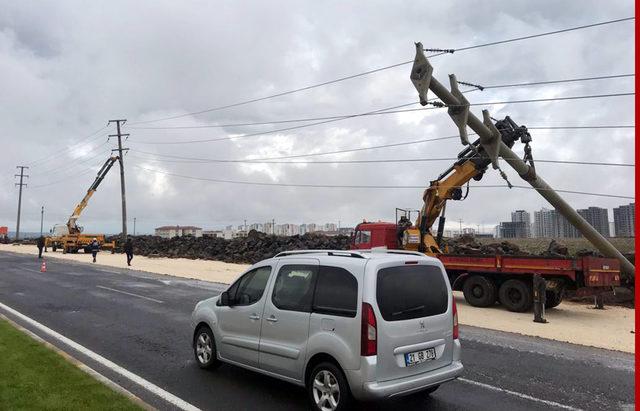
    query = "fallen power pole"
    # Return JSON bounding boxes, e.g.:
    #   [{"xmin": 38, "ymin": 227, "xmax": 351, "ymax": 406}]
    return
[
  {"xmin": 410, "ymin": 43, "xmax": 635, "ymax": 277},
  {"xmin": 14, "ymin": 166, "xmax": 29, "ymax": 241},
  {"xmin": 108, "ymin": 119, "xmax": 130, "ymax": 242}
]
